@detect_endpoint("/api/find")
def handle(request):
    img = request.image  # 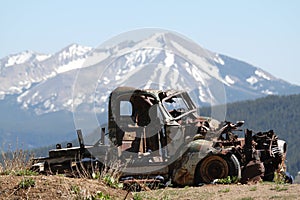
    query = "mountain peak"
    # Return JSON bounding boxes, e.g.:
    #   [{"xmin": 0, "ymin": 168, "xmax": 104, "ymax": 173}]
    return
[
  {"xmin": 0, "ymin": 37, "xmax": 300, "ymax": 116},
  {"xmin": 57, "ymin": 43, "xmax": 92, "ymax": 60},
  {"xmin": 0, "ymin": 50, "xmax": 52, "ymax": 68},
  {"xmin": 3, "ymin": 50, "xmax": 35, "ymax": 67}
]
